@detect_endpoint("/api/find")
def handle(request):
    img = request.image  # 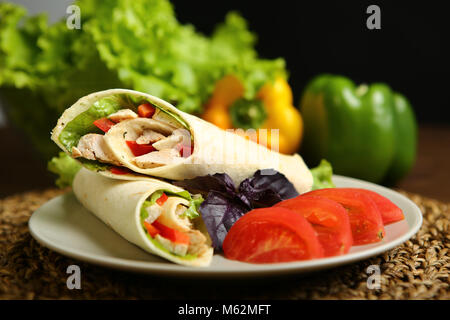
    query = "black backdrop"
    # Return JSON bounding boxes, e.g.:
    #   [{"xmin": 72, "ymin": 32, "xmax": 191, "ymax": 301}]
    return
[{"xmin": 172, "ymin": 0, "xmax": 449, "ymax": 124}]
